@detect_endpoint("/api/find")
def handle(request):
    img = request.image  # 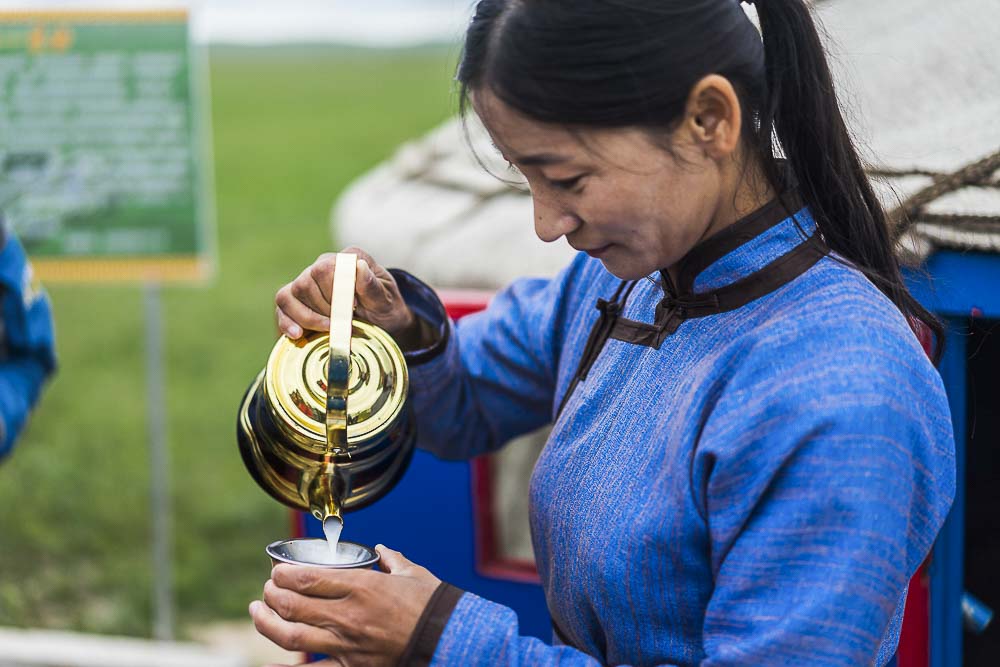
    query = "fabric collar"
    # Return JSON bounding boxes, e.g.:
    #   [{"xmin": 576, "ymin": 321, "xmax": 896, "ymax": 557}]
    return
[
  {"xmin": 669, "ymin": 191, "xmax": 813, "ymax": 296},
  {"xmin": 609, "ymin": 192, "xmax": 829, "ymax": 348},
  {"xmin": 556, "ymin": 191, "xmax": 829, "ymax": 417}
]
